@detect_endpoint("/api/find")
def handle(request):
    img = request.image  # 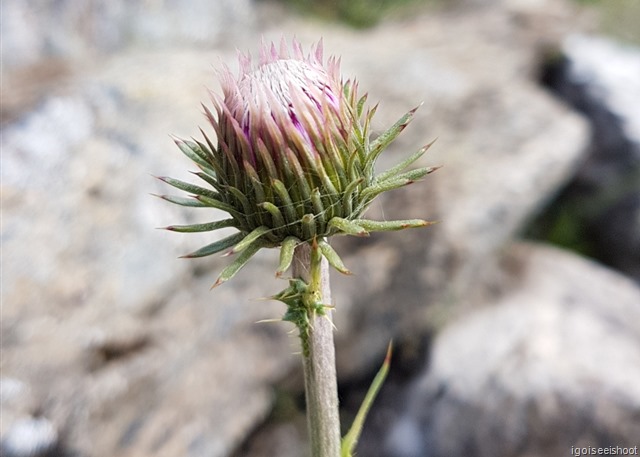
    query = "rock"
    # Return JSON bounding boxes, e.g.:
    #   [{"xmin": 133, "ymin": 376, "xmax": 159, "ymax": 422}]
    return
[
  {"xmin": 564, "ymin": 34, "xmax": 640, "ymax": 146},
  {"xmin": 363, "ymin": 242, "xmax": 640, "ymax": 457},
  {"xmin": 0, "ymin": 0, "xmax": 599, "ymax": 456},
  {"xmin": 1, "ymin": 0, "xmax": 255, "ymax": 71},
  {"xmin": 540, "ymin": 34, "xmax": 640, "ymax": 281},
  {"xmin": 1, "ymin": 417, "xmax": 59, "ymax": 457},
  {"xmin": 1, "ymin": 0, "xmax": 255, "ymax": 123}
]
